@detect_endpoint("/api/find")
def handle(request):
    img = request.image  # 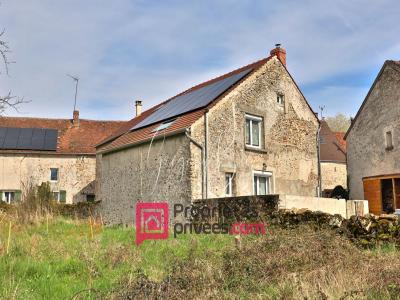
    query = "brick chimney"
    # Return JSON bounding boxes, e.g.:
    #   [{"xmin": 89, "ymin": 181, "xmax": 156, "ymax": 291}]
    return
[
  {"xmin": 270, "ymin": 44, "xmax": 286, "ymax": 66},
  {"xmin": 135, "ymin": 100, "xmax": 142, "ymax": 117},
  {"xmin": 73, "ymin": 110, "xmax": 79, "ymax": 127}
]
